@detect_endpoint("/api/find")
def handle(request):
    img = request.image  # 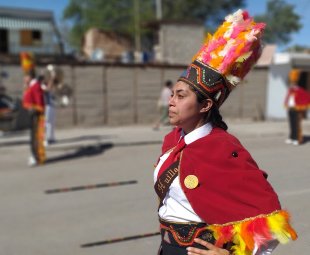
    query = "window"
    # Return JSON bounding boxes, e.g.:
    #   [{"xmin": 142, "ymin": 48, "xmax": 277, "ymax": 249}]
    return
[
  {"xmin": 20, "ymin": 30, "xmax": 42, "ymax": 46},
  {"xmin": 32, "ymin": 30, "xmax": 42, "ymax": 42}
]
